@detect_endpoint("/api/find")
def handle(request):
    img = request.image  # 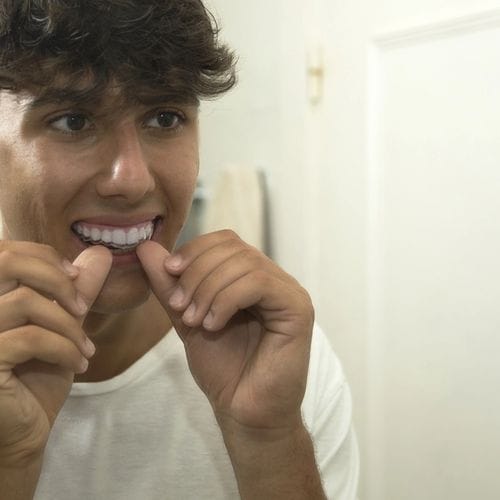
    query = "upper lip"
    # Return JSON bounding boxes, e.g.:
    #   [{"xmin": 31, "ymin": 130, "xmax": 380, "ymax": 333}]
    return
[{"xmin": 71, "ymin": 213, "xmax": 163, "ymax": 228}]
